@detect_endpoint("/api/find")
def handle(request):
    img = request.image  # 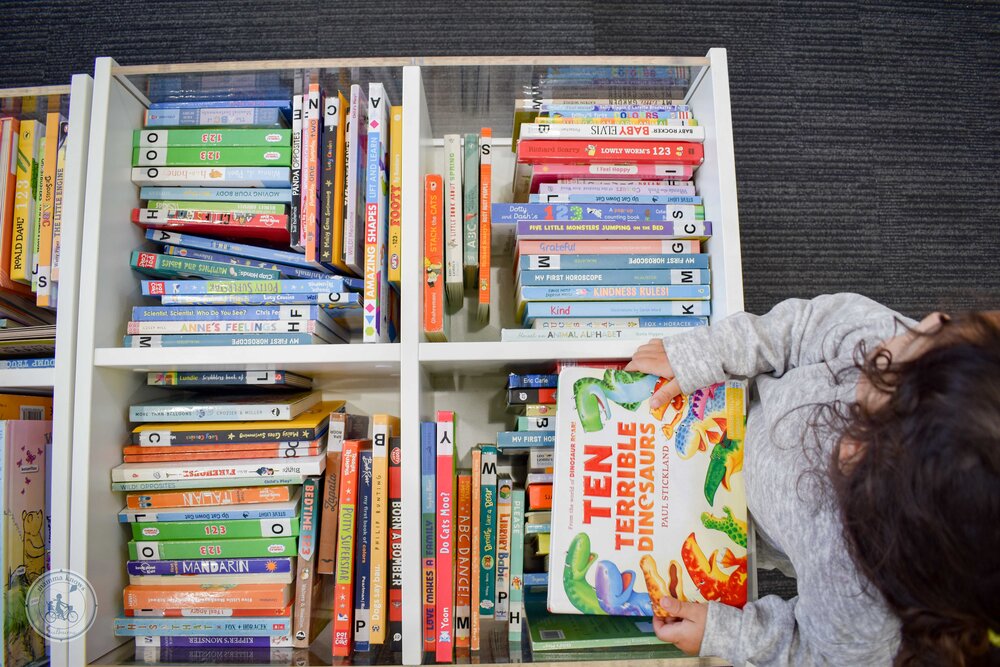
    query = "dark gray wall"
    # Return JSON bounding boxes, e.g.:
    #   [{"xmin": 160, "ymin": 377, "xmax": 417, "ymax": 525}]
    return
[{"xmin": 2, "ymin": 0, "xmax": 997, "ymax": 317}]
